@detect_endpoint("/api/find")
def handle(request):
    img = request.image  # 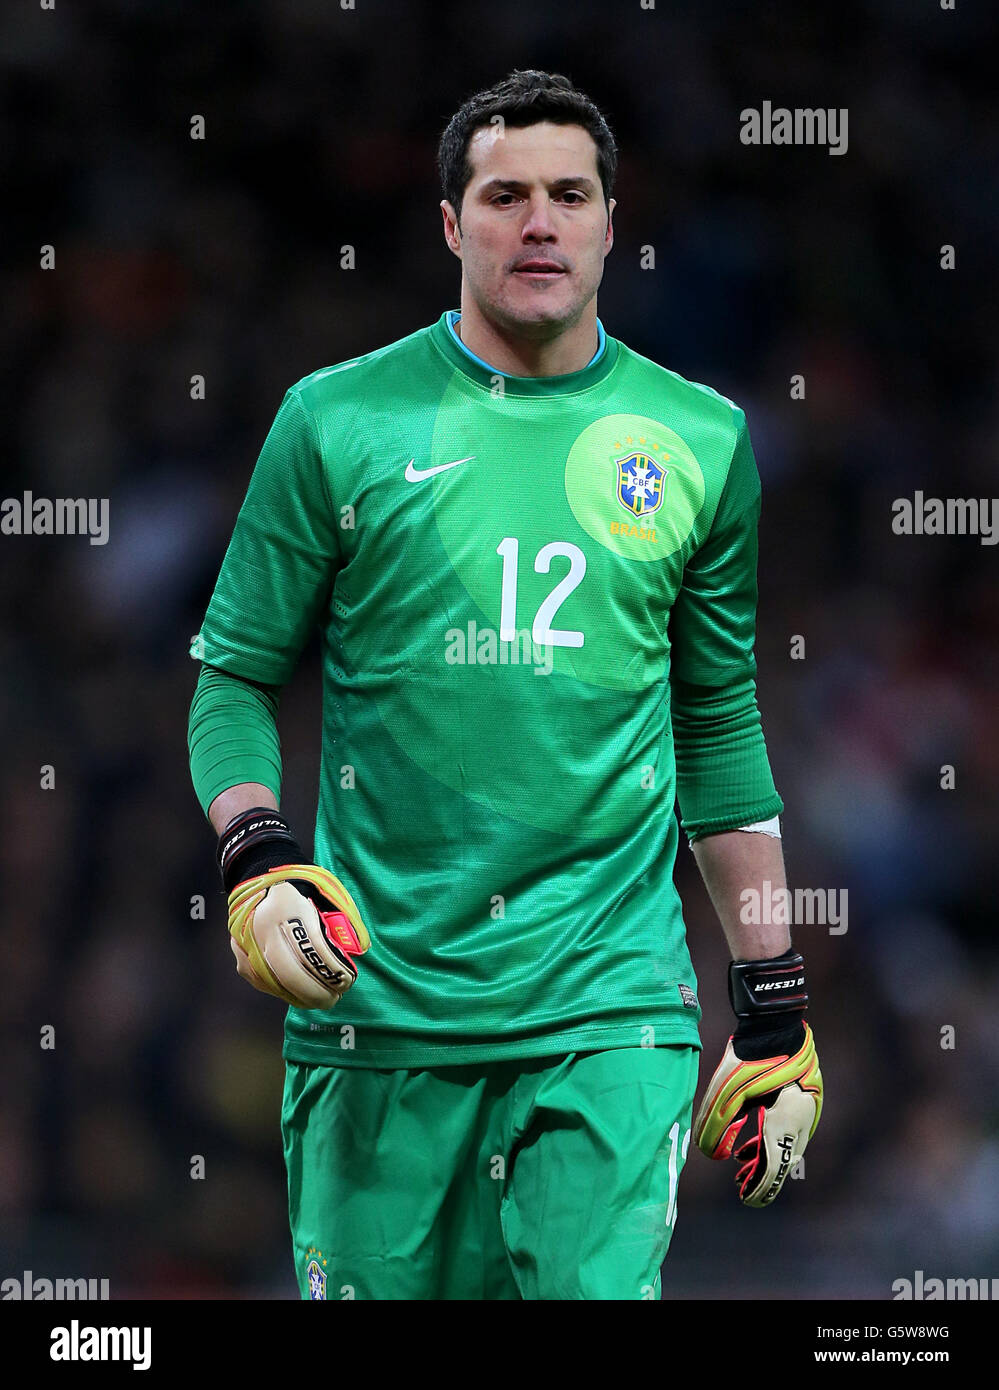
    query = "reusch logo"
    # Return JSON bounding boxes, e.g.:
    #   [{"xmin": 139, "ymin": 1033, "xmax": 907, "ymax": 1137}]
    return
[
  {"xmin": 289, "ymin": 920, "xmax": 345, "ymax": 986},
  {"xmin": 761, "ymin": 1133, "xmax": 796, "ymax": 1204}
]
